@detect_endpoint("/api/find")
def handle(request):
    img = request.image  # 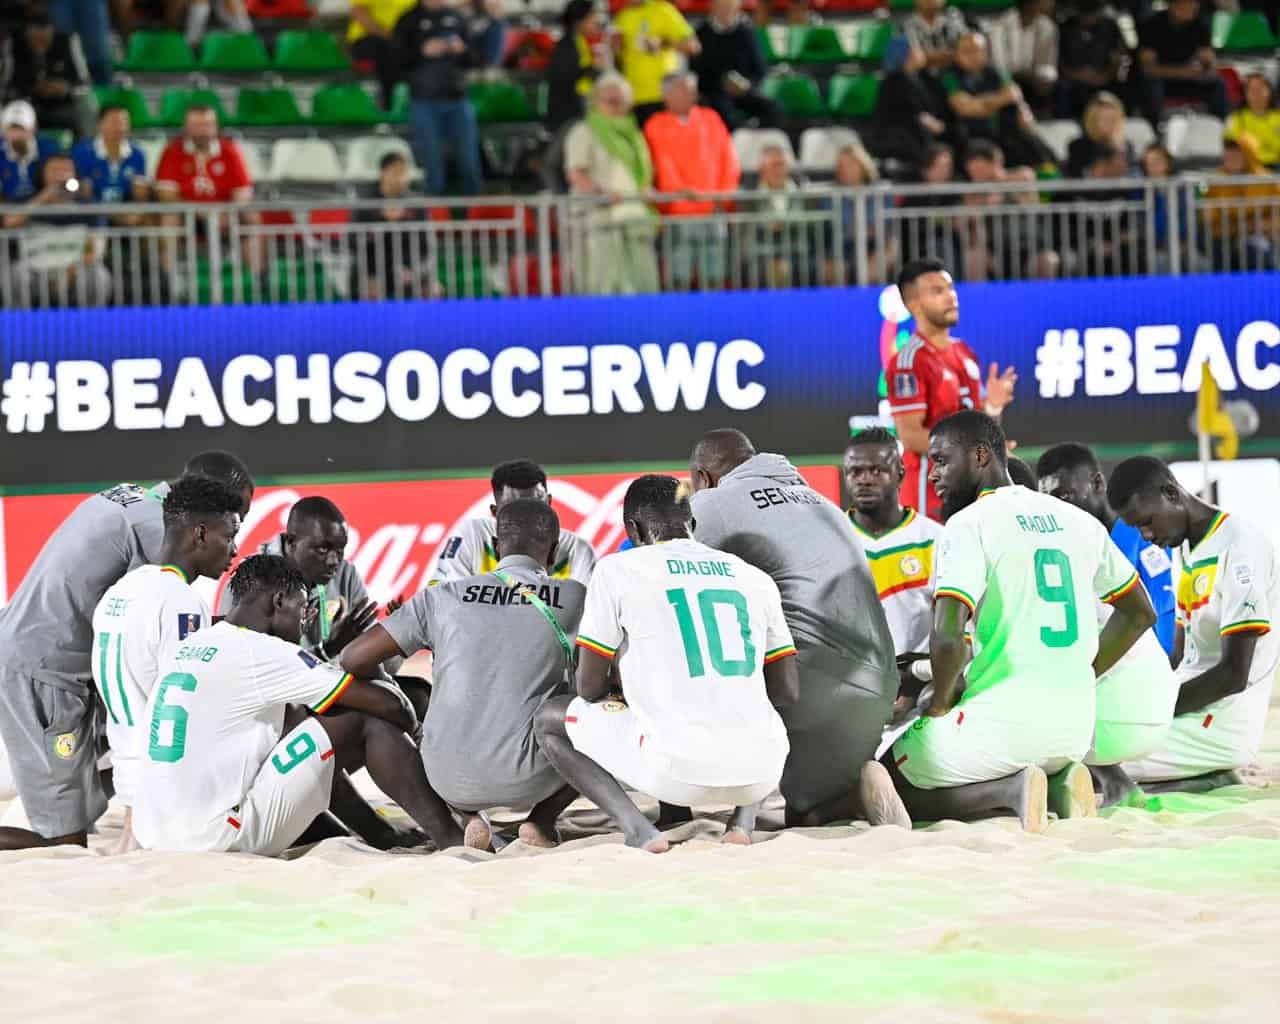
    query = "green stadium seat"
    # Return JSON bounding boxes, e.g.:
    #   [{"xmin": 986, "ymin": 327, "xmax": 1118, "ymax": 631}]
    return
[
  {"xmin": 467, "ymin": 81, "xmax": 535, "ymax": 123},
  {"xmin": 850, "ymin": 20, "xmax": 893, "ymax": 63},
  {"xmin": 388, "ymin": 82, "xmax": 410, "ymax": 123},
  {"xmin": 310, "ymin": 83, "xmax": 383, "ymax": 125},
  {"xmin": 158, "ymin": 88, "xmax": 233, "ymax": 127},
  {"xmin": 757, "ymin": 26, "xmax": 781, "ymax": 64},
  {"xmin": 234, "ymin": 86, "xmax": 307, "ymax": 126},
  {"xmin": 887, "ymin": 0, "xmax": 913, "ymax": 9},
  {"xmin": 827, "ymin": 73, "xmax": 880, "ymax": 117},
  {"xmin": 200, "ymin": 31, "xmax": 271, "ymax": 72},
  {"xmin": 761, "ymin": 74, "xmax": 825, "ymax": 118},
  {"xmin": 93, "ymin": 86, "xmax": 153, "ymax": 129},
  {"xmin": 119, "ymin": 30, "xmax": 196, "ymax": 73},
  {"xmin": 787, "ymin": 25, "xmax": 848, "ymax": 64},
  {"xmin": 274, "ymin": 30, "xmax": 351, "ymax": 73},
  {"xmin": 1212, "ymin": 11, "xmax": 1278, "ymax": 51}
]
